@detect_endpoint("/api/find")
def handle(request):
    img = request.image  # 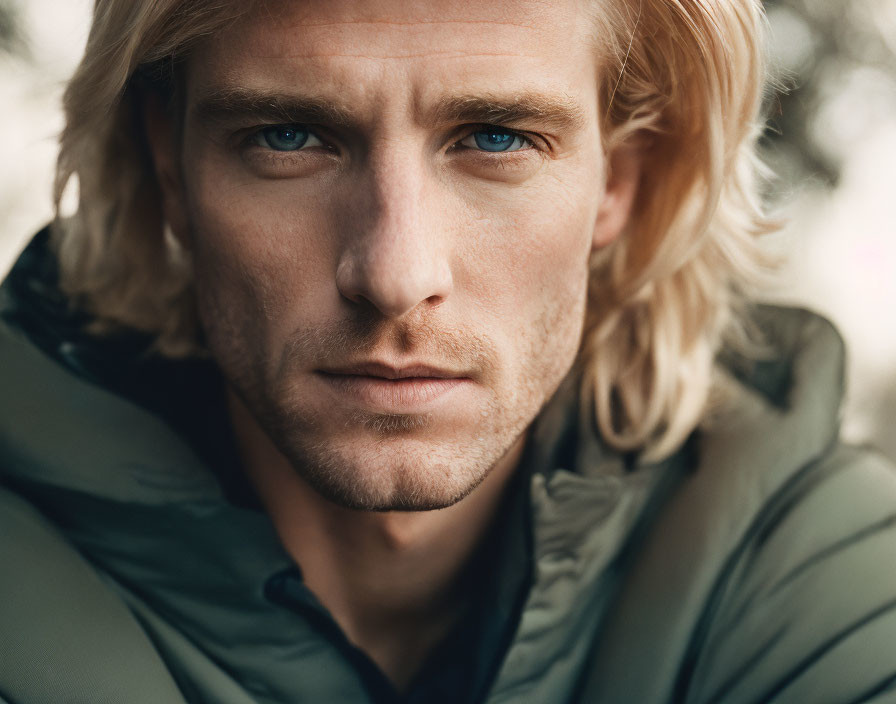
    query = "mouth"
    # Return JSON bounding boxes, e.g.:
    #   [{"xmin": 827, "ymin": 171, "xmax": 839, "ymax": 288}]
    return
[
  {"xmin": 320, "ymin": 361, "xmax": 467, "ymax": 380},
  {"xmin": 316, "ymin": 361, "xmax": 472, "ymax": 411}
]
